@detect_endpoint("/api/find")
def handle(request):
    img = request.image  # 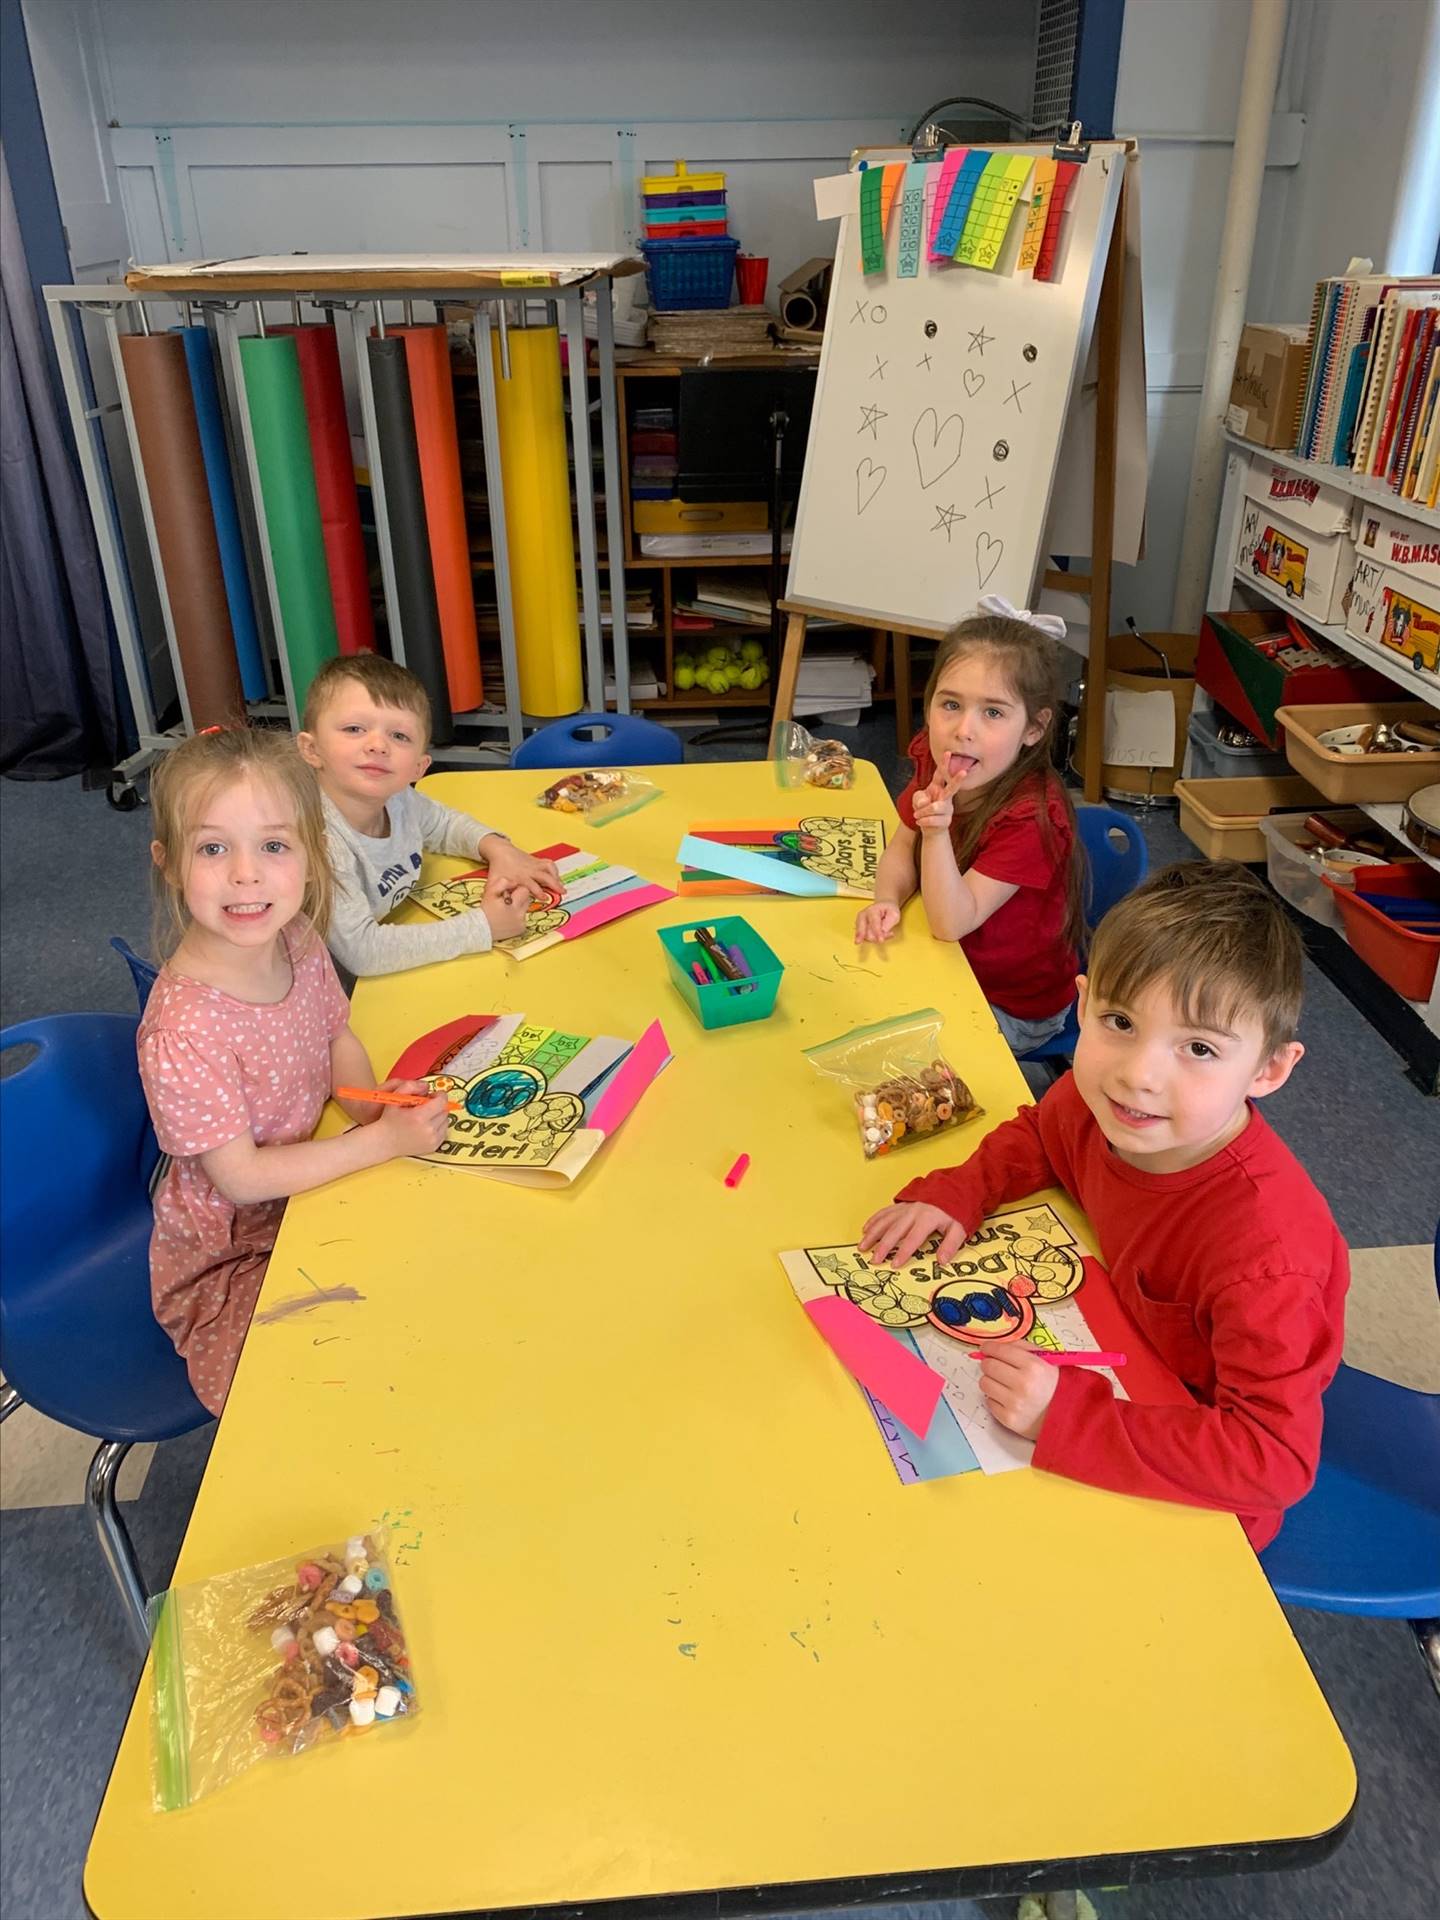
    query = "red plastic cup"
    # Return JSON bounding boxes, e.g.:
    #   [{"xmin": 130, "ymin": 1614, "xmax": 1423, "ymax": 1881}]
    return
[{"xmin": 736, "ymin": 254, "xmax": 769, "ymax": 305}]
